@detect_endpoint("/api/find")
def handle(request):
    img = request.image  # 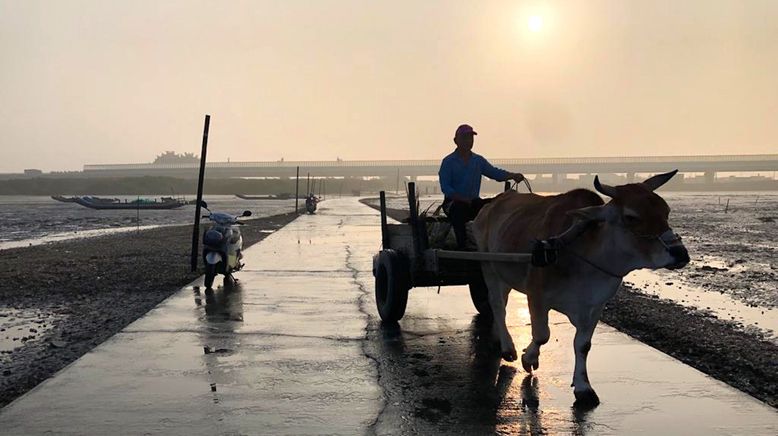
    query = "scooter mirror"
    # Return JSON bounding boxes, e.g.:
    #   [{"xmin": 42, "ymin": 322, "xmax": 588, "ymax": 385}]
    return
[
  {"xmin": 242, "ymin": 210, "xmax": 252, "ymax": 217},
  {"xmin": 199, "ymin": 200, "xmax": 209, "ymax": 209}
]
